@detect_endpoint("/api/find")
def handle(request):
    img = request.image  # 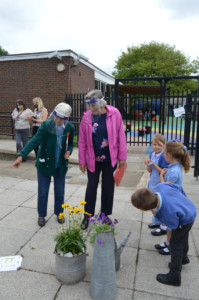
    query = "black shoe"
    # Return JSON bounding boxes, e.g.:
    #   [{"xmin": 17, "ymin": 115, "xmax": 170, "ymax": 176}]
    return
[
  {"xmin": 155, "ymin": 242, "xmax": 168, "ymax": 250},
  {"xmin": 156, "ymin": 273, "xmax": 181, "ymax": 286},
  {"xmin": 81, "ymin": 215, "xmax": 90, "ymax": 230},
  {"xmin": 158, "ymin": 248, "xmax": 170, "ymax": 255},
  {"xmin": 148, "ymin": 223, "xmax": 160, "ymax": 229},
  {"xmin": 57, "ymin": 216, "xmax": 65, "ymax": 224},
  {"xmin": 38, "ymin": 217, "xmax": 45, "ymax": 227},
  {"xmin": 168, "ymin": 257, "xmax": 190, "ymax": 268},
  {"xmin": 151, "ymin": 228, "xmax": 167, "ymax": 236}
]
